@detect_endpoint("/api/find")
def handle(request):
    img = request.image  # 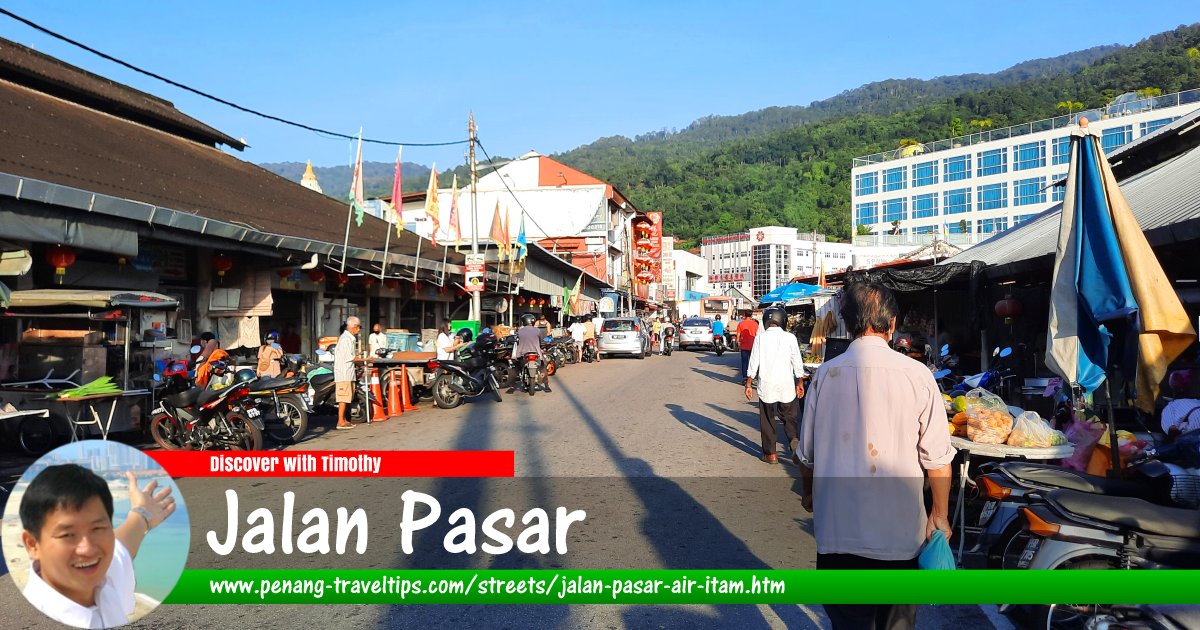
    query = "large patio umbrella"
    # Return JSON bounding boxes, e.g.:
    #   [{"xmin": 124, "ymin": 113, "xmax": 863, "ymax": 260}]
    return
[
  {"xmin": 1046, "ymin": 120, "xmax": 1196, "ymax": 418},
  {"xmin": 758, "ymin": 282, "xmax": 822, "ymax": 306}
]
